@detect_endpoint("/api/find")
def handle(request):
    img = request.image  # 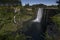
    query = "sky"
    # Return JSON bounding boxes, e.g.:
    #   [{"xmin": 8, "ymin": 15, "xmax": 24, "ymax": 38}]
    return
[{"xmin": 21, "ymin": 0, "xmax": 57, "ymax": 6}]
